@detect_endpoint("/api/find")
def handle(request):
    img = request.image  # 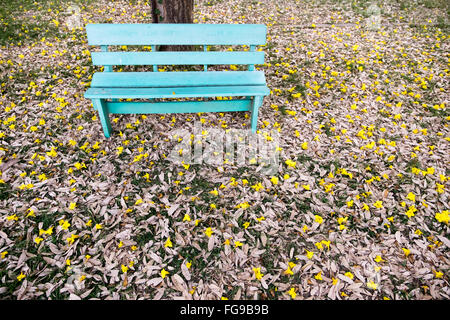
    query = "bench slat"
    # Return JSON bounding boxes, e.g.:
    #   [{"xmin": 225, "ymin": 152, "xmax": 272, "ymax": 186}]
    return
[
  {"xmin": 91, "ymin": 71, "xmax": 267, "ymax": 88},
  {"xmin": 91, "ymin": 51, "xmax": 264, "ymax": 66},
  {"xmin": 106, "ymin": 100, "xmax": 252, "ymax": 114},
  {"xmin": 85, "ymin": 86, "xmax": 270, "ymax": 99},
  {"xmin": 86, "ymin": 24, "xmax": 267, "ymax": 46}
]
